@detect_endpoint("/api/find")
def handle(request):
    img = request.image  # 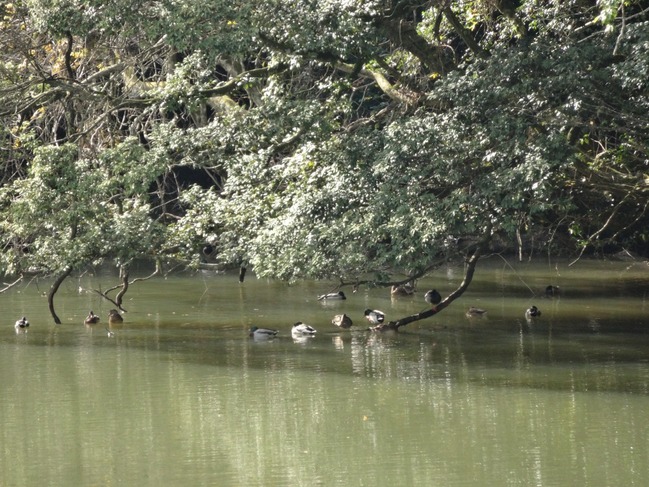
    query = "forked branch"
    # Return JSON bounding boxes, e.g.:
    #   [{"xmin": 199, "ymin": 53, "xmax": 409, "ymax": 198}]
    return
[{"xmin": 92, "ymin": 261, "xmax": 162, "ymax": 311}]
